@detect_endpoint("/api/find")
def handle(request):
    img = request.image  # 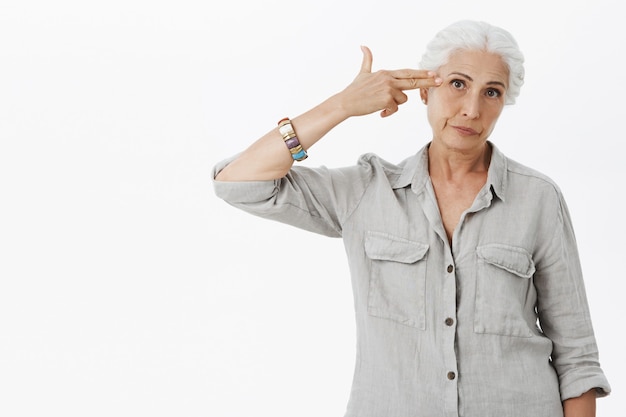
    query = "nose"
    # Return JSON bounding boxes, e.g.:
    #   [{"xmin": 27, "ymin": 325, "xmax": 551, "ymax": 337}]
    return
[{"xmin": 461, "ymin": 92, "xmax": 480, "ymax": 119}]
